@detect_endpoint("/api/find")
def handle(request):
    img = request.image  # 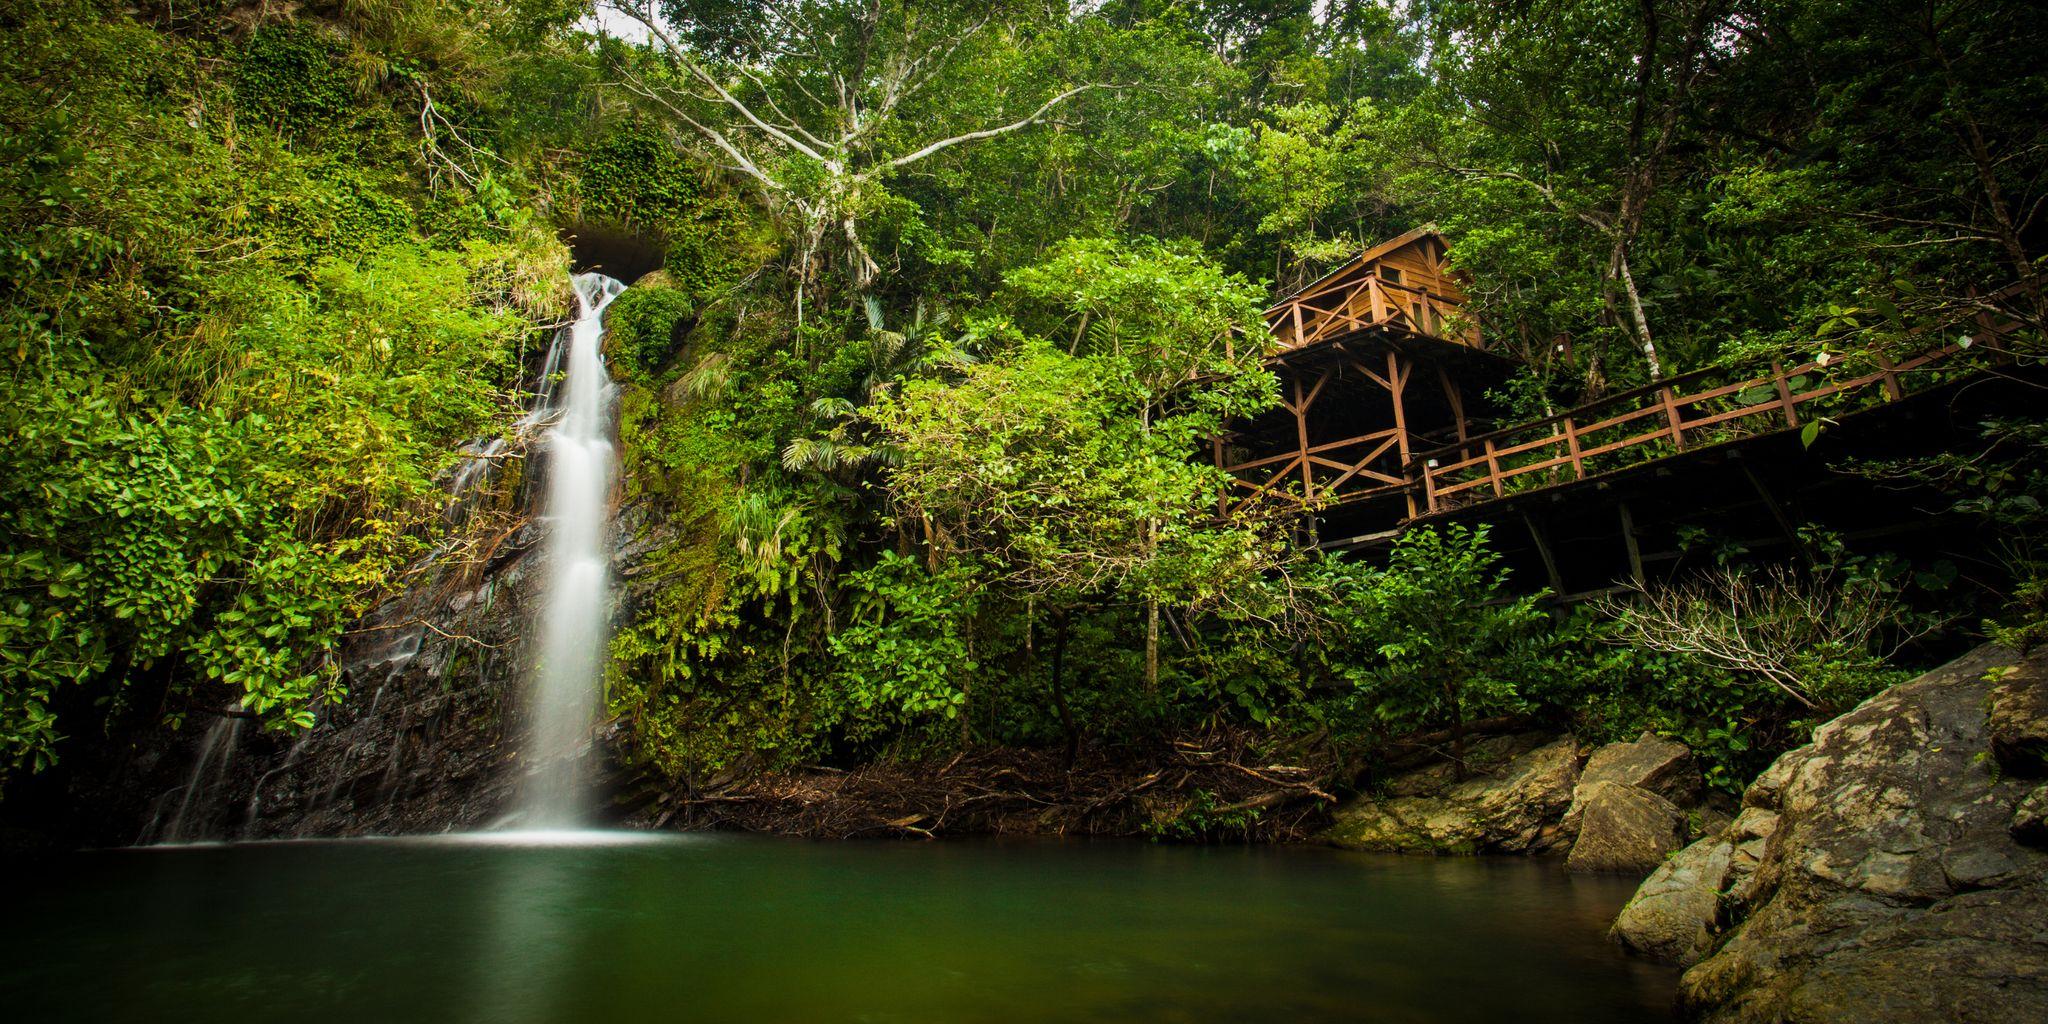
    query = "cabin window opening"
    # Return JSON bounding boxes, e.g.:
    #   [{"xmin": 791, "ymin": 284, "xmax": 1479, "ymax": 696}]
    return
[
  {"xmin": 1411, "ymin": 301, "xmax": 1424, "ymax": 326},
  {"xmin": 1379, "ymin": 266, "xmax": 1403, "ymax": 285}
]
